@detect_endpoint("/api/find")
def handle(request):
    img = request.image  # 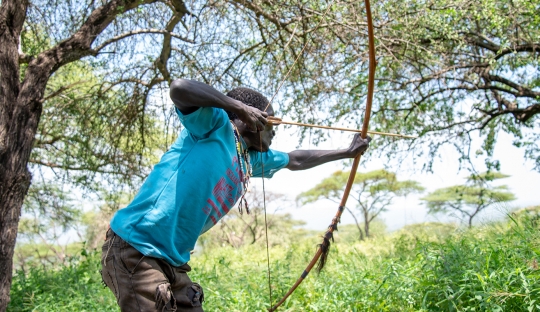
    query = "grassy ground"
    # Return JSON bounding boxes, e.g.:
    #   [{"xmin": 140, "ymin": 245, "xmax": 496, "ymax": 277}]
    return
[{"xmin": 8, "ymin": 217, "xmax": 540, "ymax": 311}]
